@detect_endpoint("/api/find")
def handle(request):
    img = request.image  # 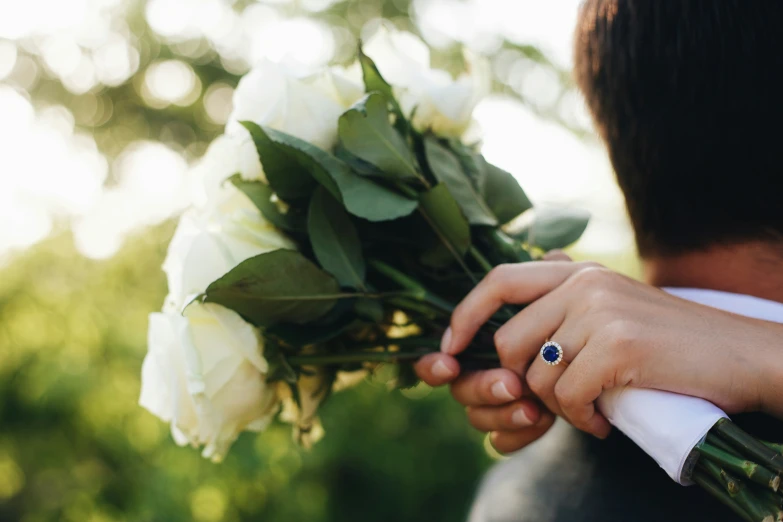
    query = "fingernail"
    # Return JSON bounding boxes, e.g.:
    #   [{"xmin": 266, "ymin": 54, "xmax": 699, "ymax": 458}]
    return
[
  {"xmin": 432, "ymin": 360, "xmax": 455, "ymax": 380},
  {"xmin": 591, "ymin": 418, "xmax": 612, "ymax": 439},
  {"xmin": 512, "ymin": 408, "xmax": 532, "ymax": 427},
  {"xmin": 440, "ymin": 327, "xmax": 452, "ymax": 353},
  {"xmin": 491, "ymin": 381, "xmax": 515, "ymax": 401}
]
